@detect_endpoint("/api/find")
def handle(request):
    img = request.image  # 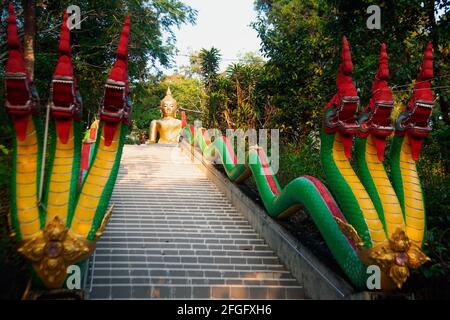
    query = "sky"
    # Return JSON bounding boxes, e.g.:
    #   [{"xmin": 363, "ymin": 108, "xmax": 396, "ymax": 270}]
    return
[{"xmin": 166, "ymin": 0, "xmax": 262, "ymax": 73}]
